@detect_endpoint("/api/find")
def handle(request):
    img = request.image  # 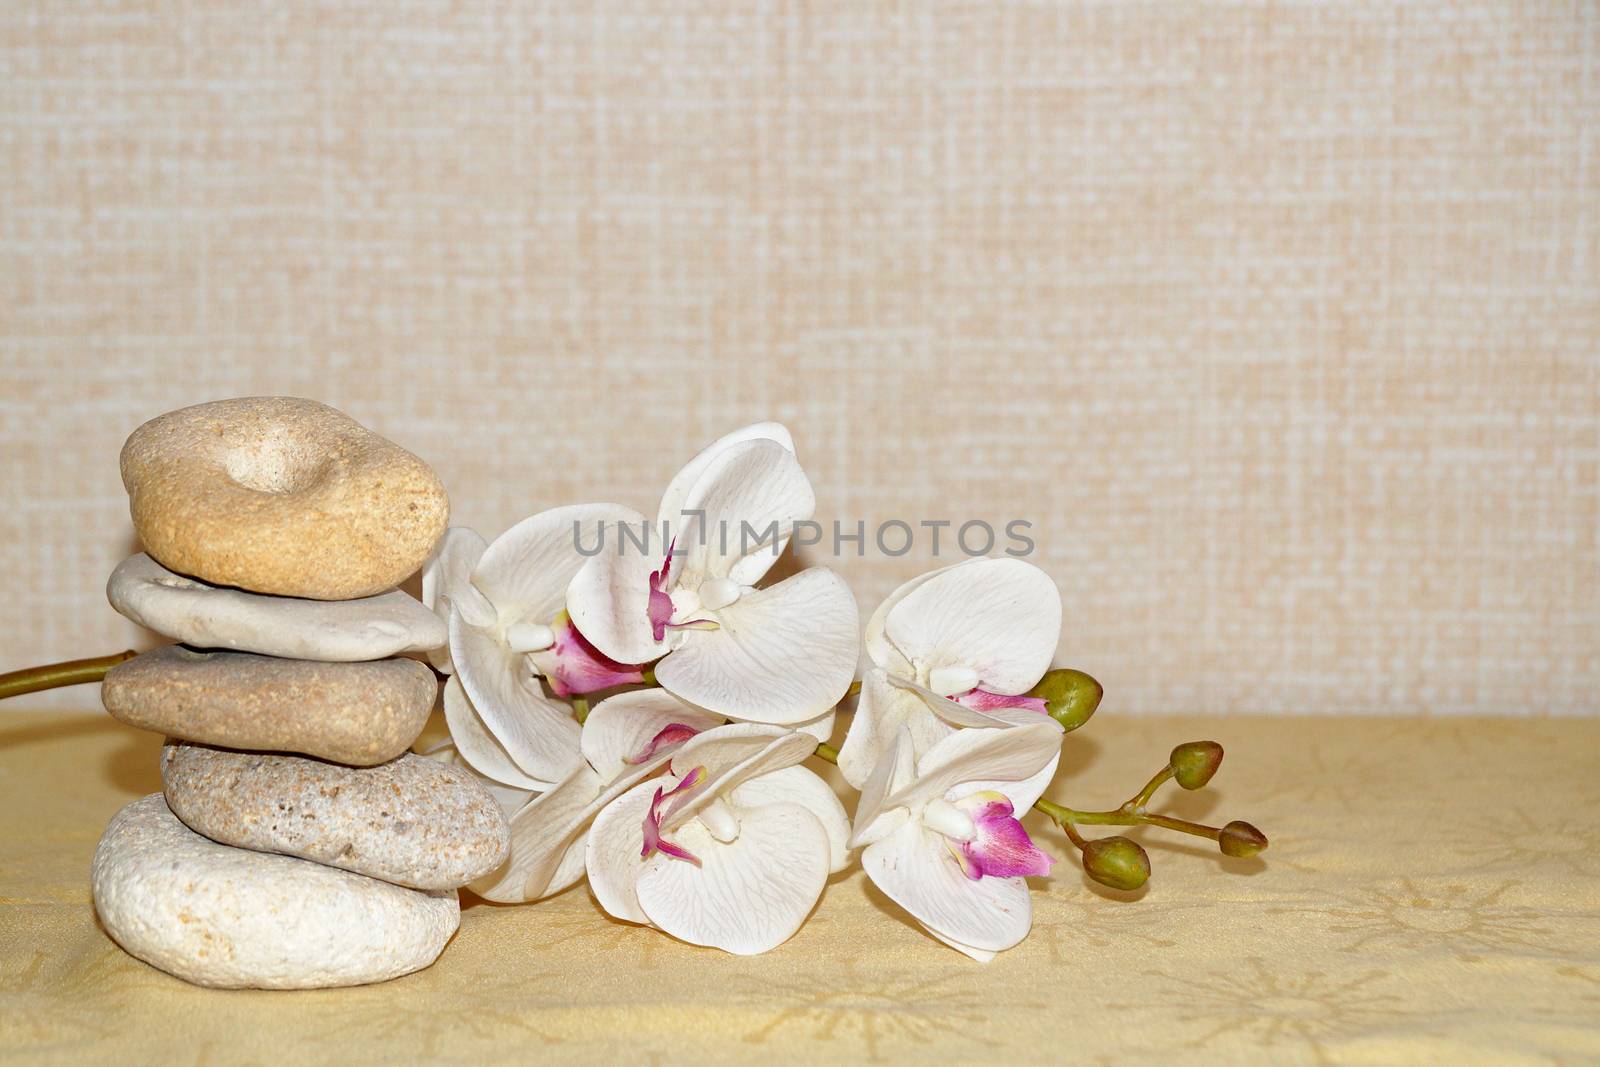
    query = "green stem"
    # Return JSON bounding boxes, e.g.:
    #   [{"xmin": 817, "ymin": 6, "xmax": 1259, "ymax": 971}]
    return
[
  {"xmin": 1033, "ymin": 796, "xmax": 1224, "ymax": 844},
  {"xmin": 1128, "ymin": 766, "xmax": 1174, "ymax": 810},
  {"xmin": 0, "ymin": 651, "xmax": 137, "ymax": 701},
  {"xmin": 813, "ymin": 741, "xmax": 839, "ymax": 764},
  {"xmin": 571, "ymin": 695, "xmax": 590, "ymax": 725}
]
